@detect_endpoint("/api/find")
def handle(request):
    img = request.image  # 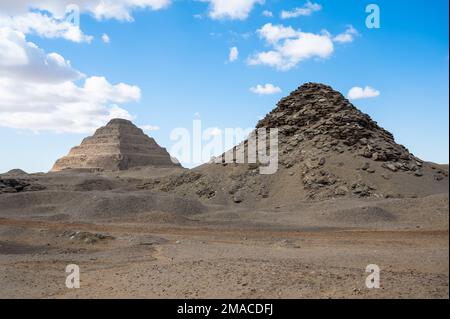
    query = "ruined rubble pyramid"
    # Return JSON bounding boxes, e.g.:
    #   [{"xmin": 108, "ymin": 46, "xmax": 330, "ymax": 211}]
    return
[
  {"xmin": 257, "ymin": 82, "xmax": 414, "ymax": 162},
  {"xmin": 219, "ymin": 82, "xmax": 422, "ymax": 168},
  {"xmin": 51, "ymin": 119, "xmax": 179, "ymax": 172},
  {"xmin": 158, "ymin": 82, "xmax": 448, "ymax": 203}
]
